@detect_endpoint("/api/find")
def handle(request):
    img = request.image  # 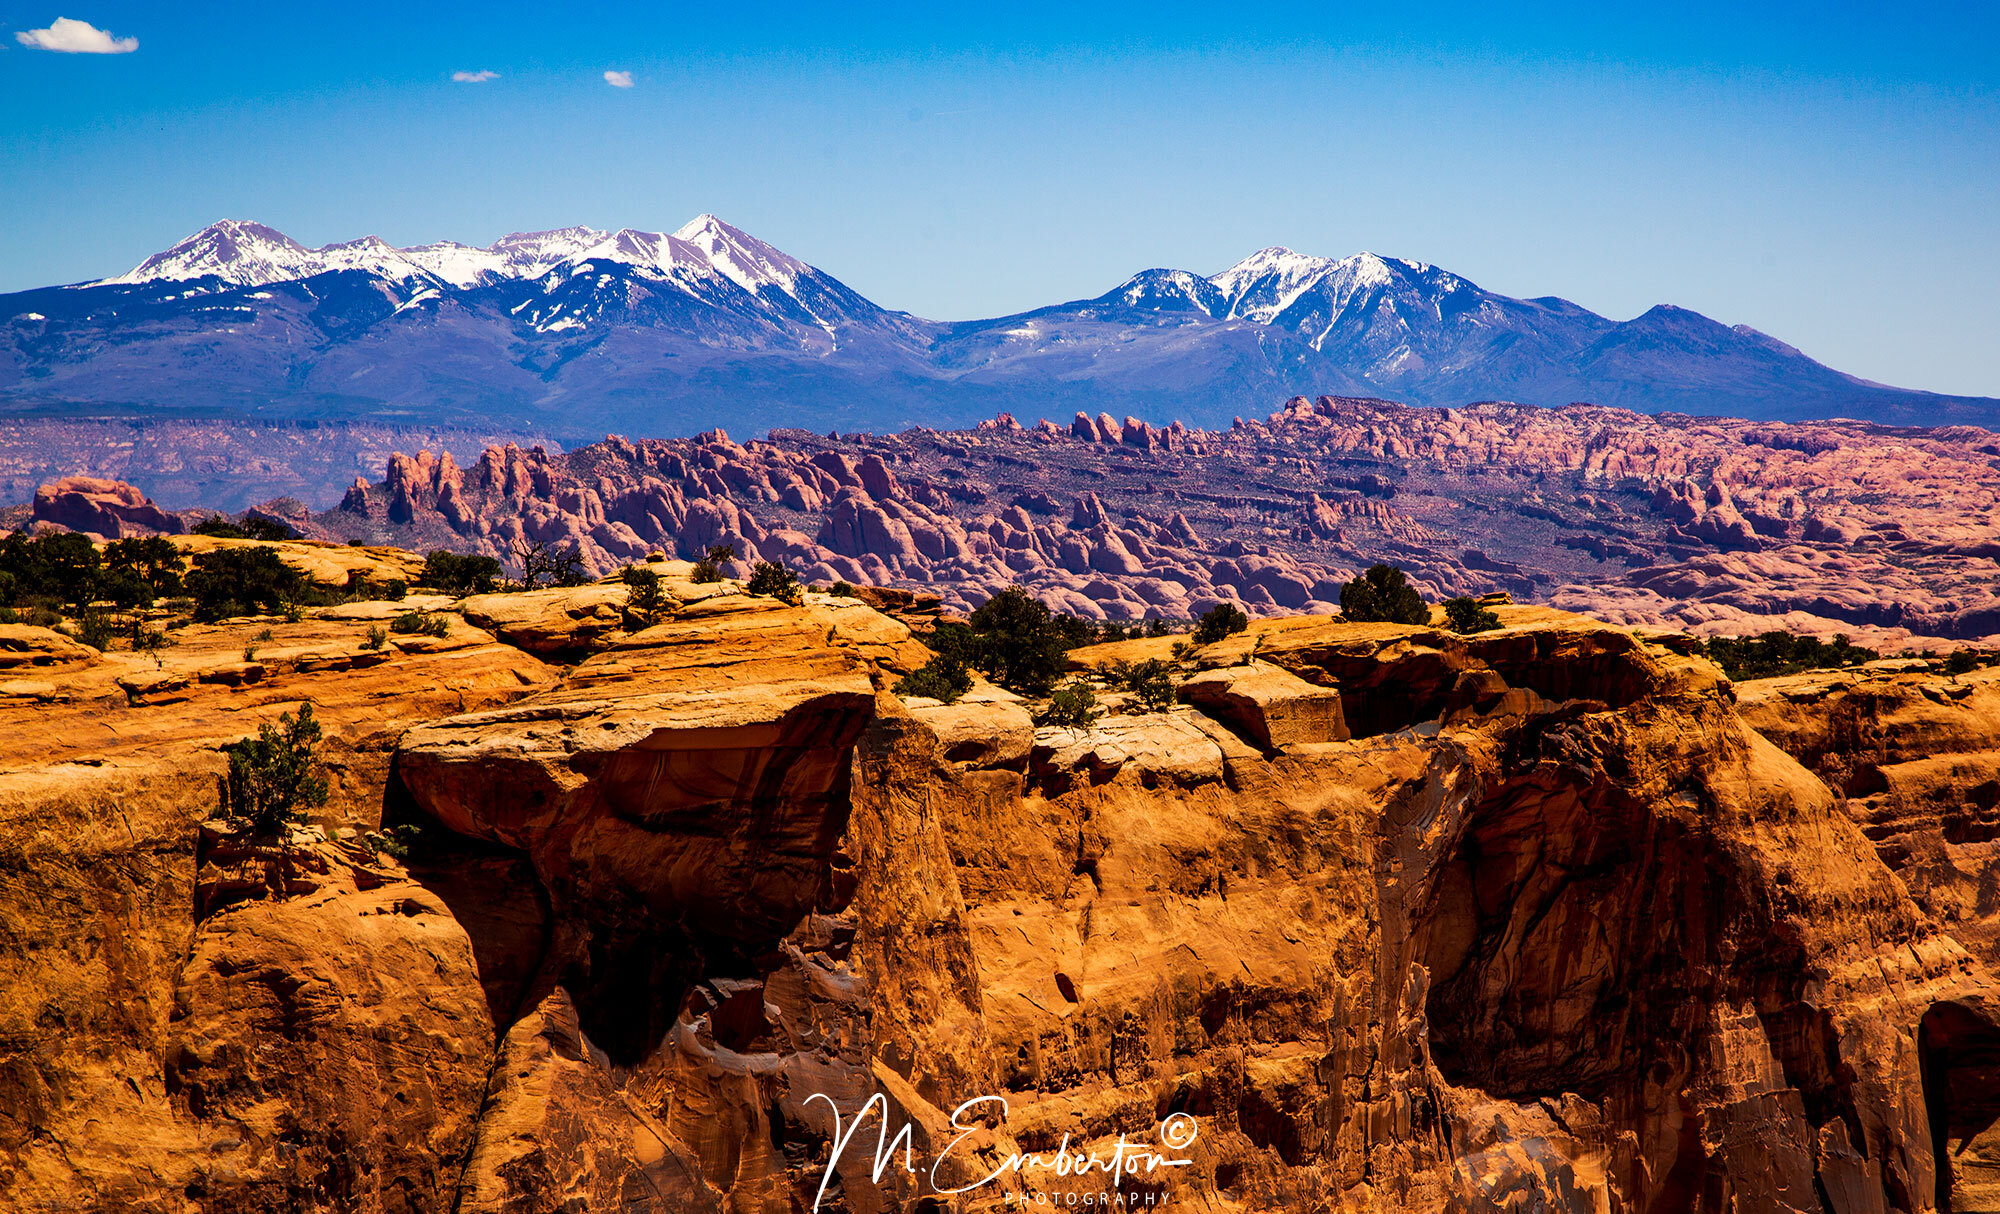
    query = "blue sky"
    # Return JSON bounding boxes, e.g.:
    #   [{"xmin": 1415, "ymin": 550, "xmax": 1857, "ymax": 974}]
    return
[{"xmin": 3, "ymin": 2, "xmax": 1997, "ymax": 395}]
